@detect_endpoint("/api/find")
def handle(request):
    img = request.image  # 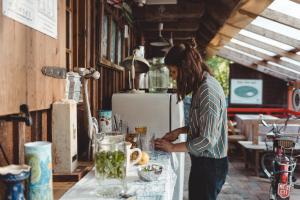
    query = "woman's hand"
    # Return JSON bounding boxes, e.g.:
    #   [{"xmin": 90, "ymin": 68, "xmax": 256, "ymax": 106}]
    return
[
  {"xmin": 162, "ymin": 130, "xmax": 180, "ymax": 142},
  {"xmin": 155, "ymin": 138, "xmax": 174, "ymax": 152}
]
